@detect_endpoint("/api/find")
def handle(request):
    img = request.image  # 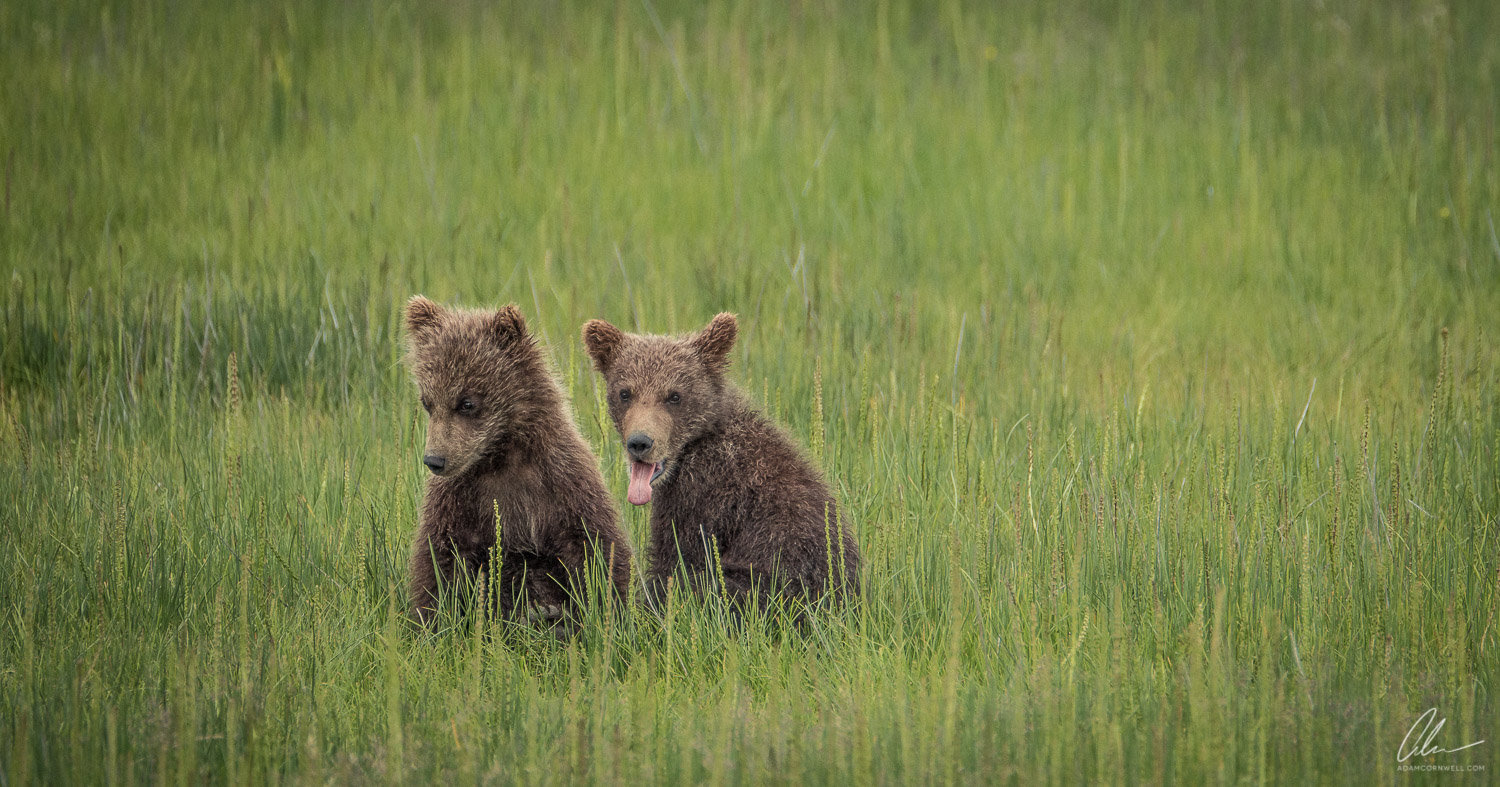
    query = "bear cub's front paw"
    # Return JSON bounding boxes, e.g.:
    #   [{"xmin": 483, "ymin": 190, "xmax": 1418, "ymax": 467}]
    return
[
  {"xmin": 525, "ymin": 602, "xmax": 565, "ymax": 623},
  {"xmin": 524, "ymin": 602, "xmax": 579, "ymax": 639}
]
